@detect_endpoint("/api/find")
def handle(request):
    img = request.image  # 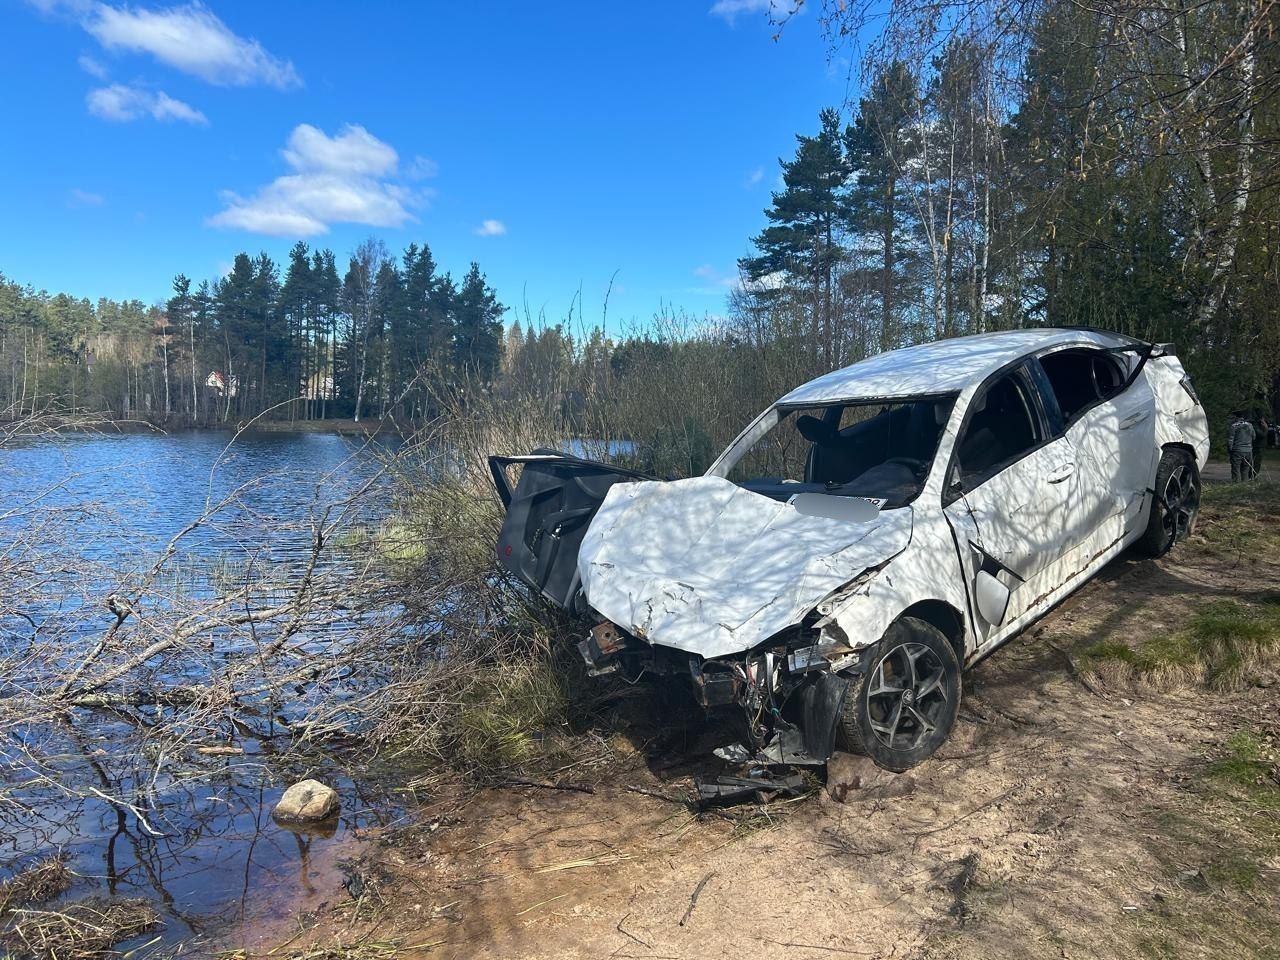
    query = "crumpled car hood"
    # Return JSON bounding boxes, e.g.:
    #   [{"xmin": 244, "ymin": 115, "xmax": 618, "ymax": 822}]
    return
[{"xmin": 577, "ymin": 476, "xmax": 913, "ymax": 659}]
